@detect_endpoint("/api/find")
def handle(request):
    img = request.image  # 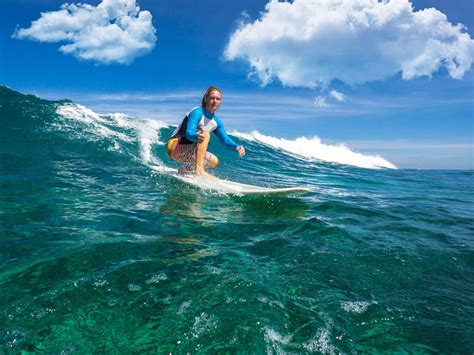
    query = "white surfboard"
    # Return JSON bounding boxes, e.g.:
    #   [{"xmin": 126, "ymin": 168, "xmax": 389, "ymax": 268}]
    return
[{"xmin": 173, "ymin": 173, "xmax": 311, "ymax": 196}]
